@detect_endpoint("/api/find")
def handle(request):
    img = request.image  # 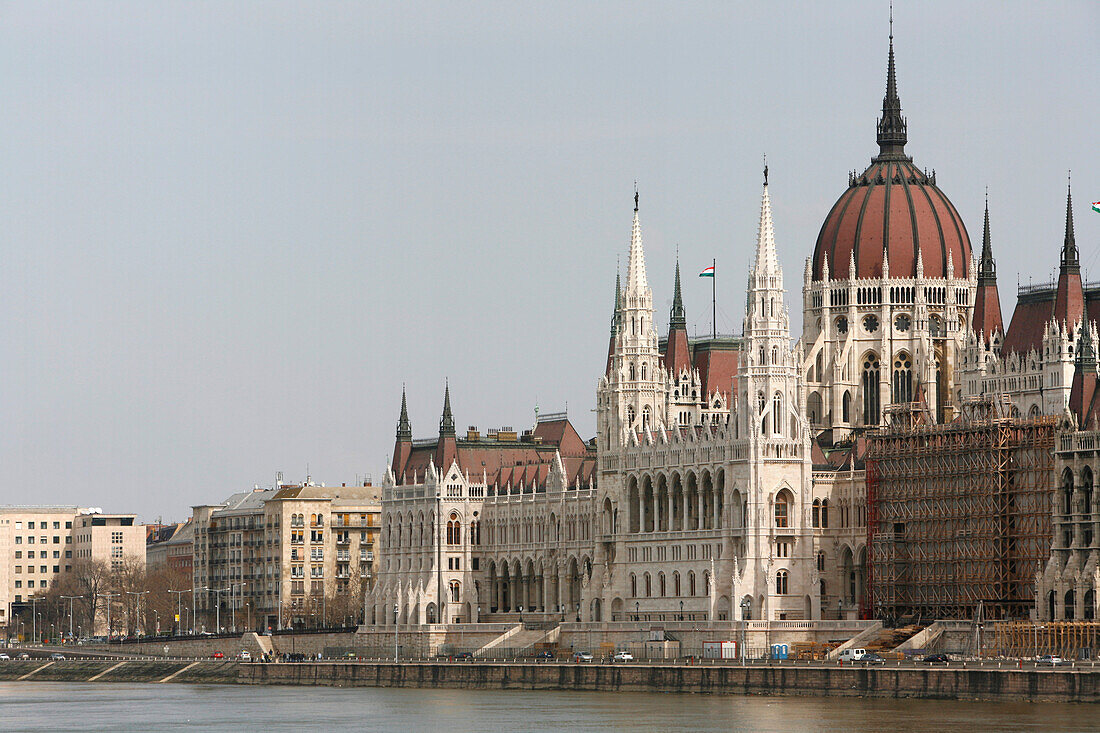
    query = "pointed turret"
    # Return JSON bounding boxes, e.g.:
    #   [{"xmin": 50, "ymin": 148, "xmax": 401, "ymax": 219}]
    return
[
  {"xmin": 752, "ymin": 174, "xmax": 780, "ymax": 279},
  {"xmin": 972, "ymin": 193, "xmax": 1004, "ymax": 342},
  {"xmin": 605, "ymin": 267, "xmax": 622, "ymax": 377},
  {"xmin": 436, "ymin": 382, "xmax": 457, "ymax": 473},
  {"xmin": 1054, "ymin": 178, "xmax": 1084, "ymax": 331},
  {"xmin": 1070, "ymin": 325, "xmax": 1099, "ymax": 427},
  {"xmin": 391, "ymin": 386, "xmax": 413, "ymax": 477},
  {"xmin": 664, "ymin": 257, "xmax": 691, "ymax": 377},
  {"xmin": 396, "ymin": 385, "xmax": 412, "ymax": 440},
  {"xmin": 439, "ymin": 382, "xmax": 455, "ymax": 436},
  {"xmin": 874, "ymin": 16, "xmax": 908, "ymax": 161}
]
